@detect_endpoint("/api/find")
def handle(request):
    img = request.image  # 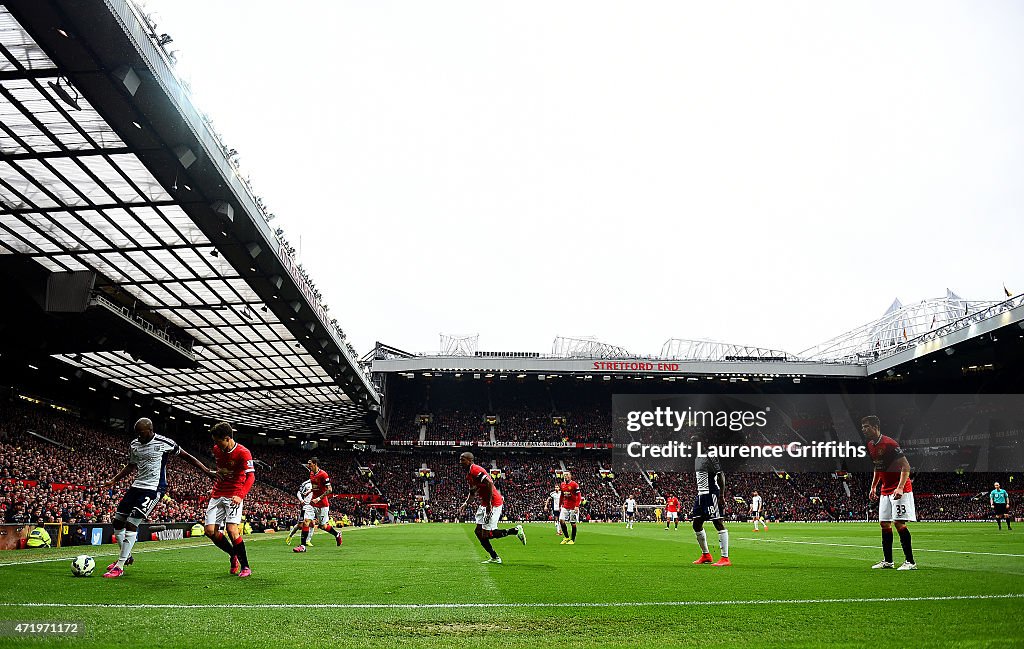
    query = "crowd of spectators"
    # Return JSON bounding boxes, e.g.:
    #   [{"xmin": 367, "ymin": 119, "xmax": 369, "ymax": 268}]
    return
[
  {"xmin": 0, "ymin": 403, "xmax": 355, "ymax": 529},
  {"xmin": 385, "ymin": 379, "xmax": 614, "ymax": 443},
  {"xmin": 2, "ymin": 401, "xmax": 1018, "ymax": 533}
]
